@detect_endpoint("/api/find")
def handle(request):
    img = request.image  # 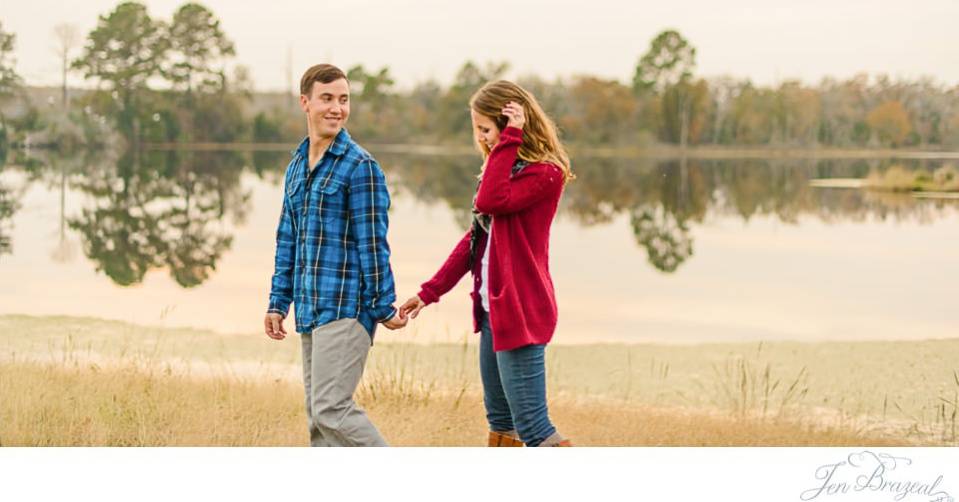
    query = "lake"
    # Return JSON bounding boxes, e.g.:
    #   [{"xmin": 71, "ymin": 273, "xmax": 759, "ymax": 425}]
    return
[{"xmin": 1, "ymin": 147, "xmax": 957, "ymax": 344}]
